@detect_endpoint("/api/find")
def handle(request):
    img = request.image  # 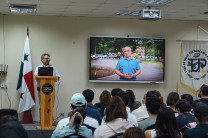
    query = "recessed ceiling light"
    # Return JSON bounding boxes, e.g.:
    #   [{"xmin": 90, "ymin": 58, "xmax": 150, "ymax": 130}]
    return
[
  {"xmin": 10, "ymin": 4, "xmax": 36, "ymax": 14},
  {"xmin": 137, "ymin": 0, "xmax": 174, "ymax": 6}
]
